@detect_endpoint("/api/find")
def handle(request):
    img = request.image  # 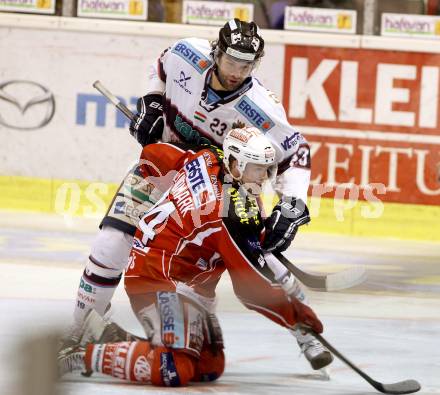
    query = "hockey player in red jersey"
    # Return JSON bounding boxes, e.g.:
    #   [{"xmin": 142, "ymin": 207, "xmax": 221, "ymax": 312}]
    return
[
  {"xmin": 63, "ymin": 18, "xmax": 331, "ymax": 369},
  {"xmin": 58, "ymin": 127, "xmax": 331, "ymax": 385}
]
